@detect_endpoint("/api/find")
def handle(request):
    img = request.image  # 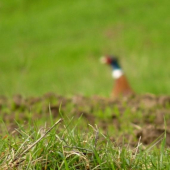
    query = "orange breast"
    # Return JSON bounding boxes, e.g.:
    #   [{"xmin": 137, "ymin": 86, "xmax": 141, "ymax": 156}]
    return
[{"xmin": 112, "ymin": 75, "xmax": 133, "ymax": 98}]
